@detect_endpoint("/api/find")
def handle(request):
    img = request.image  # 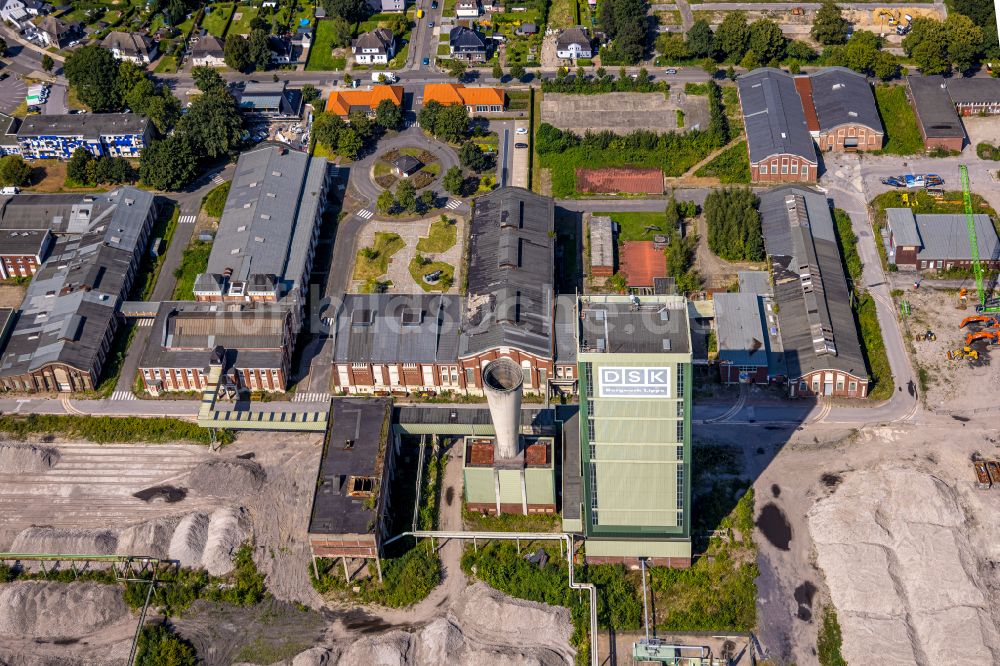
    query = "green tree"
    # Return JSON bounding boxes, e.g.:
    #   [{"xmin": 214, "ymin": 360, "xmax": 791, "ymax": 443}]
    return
[
  {"xmin": 348, "ymin": 110, "xmax": 375, "ymax": 141},
  {"xmin": 435, "ymin": 104, "xmax": 470, "ymax": 143},
  {"xmin": 872, "ymin": 51, "xmax": 900, "ymax": 80},
  {"xmin": 945, "ymin": 13, "xmax": 984, "ymax": 73},
  {"xmin": 335, "ymin": 126, "xmax": 362, "ymax": 159},
  {"xmin": 301, "ymin": 84, "xmax": 320, "ymax": 106},
  {"xmin": 510, "ymin": 63, "xmax": 526, "ymax": 81},
  {"xmin": 140, "ymin": 135, "xmax": 198, "ymax": 191},
  {"xmin": 748, "ymin": 19, "xmax": 785, "ymax": 64},
  {"xmin": 144, "ymin": 94, "xmax": 183, "ymax": 135},
  {"xmin": 0, "ymin": 155, "xmax": 30, "ymax": 187},
  {"xmin": 123, "ymin": 76, "xmax": 156, "ymax": 116},
  {"xmin": 192, "ymin": 66, "xmax": 226, "ymax": 93},
  {"xmin": 492, "ymin": 61, "xmax": 503, "ymax": 80},
  {"xmin": 716, "ymin": 11, "xmax": 750, "ymax": 62},
  {"xmin": 665, "ymin": 233, "xmax": 700, "ymax": 293},
  {"xmin": 704, "ymin": 187, "xmax": 763, "ymax": 262},
  {"xmin": 786, "ymin": 40, "xmax": 816, "ymax": 62},
  {"xmin": 459, "ymin": 141, "xmax": 489, "ymax": 172},
  {"xmin": 312, "ymin": 112, "xmax": 344, "ymax": 149},
  {"xmin": 224, "ymin": 34, "xmax": 253, "ymax": 72},
  {"xmin": 375, "ymin": 98, "xmax": 402, "ymax": 130},
  {"xmin": 328, "ymin": 16, "xmax": 354, "ymax": 48},
  {"xmin": 396, "ymin": 178, "xmax": 417, "ymax": 212},
  {"xmin": 448, "ymin": 59, "xmax": 468, "ymax": 81},
  {"xmin": 686, "ymin": 19, "xmax": 716, "ymax": 59},
  {"xmin": 811, "ymin": 1, "xmax": 850, "ymax": 46},
  {"xmin": 41, "ymin": 54, "xmax": 53, "ymax": 72},
  {"xmin": 67, "ymin": 146, "xmax": 94, "ymax": 185},
  {"xmin": 664, "ymin": 194, "xmax": 680, "ymax": 232},
  {"xmin": 608, "ymin": 271, "xmax": 628, "ymax": 293},
  {"xmin": 64, "ymin": 44, "xmax": 121, "ymax": 112},
  {"xmin": 377, "ymin": 189, "xmax": 395, "ymax": 215},
  {"xmin": 903, "ymin": 18, "xmax": 950, "ymax": 74},
  {"xmin": 177, "ymin": 89, "xmax": 243, "ymax": 158},
  {"xmin": 419, "ymin": 189, "xmax": 435, "ymax": 211},
  {"xmin": 838, "ymin": 30, "xmax": 881, "ymax": 74},
  {"xmin": 248, "ymin": 29, "xmax": 272, "ymax": 71},
  {"xmin": 656, "ymin": 33, "xmax": 689, "ymax": 61},
  {"xmin": 135, "ymin": 623, "xmax": 197, "ymax": 666},
  {"xmin": 321, "ymin": 0, "xmax": 371, "ymax": 24},
  {"xmin": 443, "ymin": 166, "xmax": 464, "ymax": 195}
]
